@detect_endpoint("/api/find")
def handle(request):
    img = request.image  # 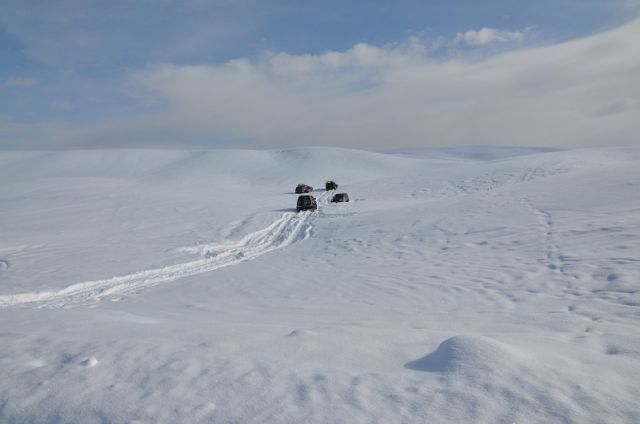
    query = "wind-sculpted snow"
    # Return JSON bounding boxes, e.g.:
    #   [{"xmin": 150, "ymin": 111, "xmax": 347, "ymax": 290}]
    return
[{"xmin": 0, "ymin": 199, "xmax": 324, "ymax": 308}]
